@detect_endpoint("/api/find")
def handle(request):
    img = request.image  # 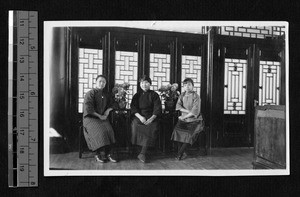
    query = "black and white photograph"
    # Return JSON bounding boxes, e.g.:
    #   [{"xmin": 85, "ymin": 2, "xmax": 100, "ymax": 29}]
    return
[
  {"xmin": 2, "ymin": 0, "xmax": 300, "ymax": 195},
  {"xmin": 44, "ymin": 21, "xmax": 289, "ymax": 176}
]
